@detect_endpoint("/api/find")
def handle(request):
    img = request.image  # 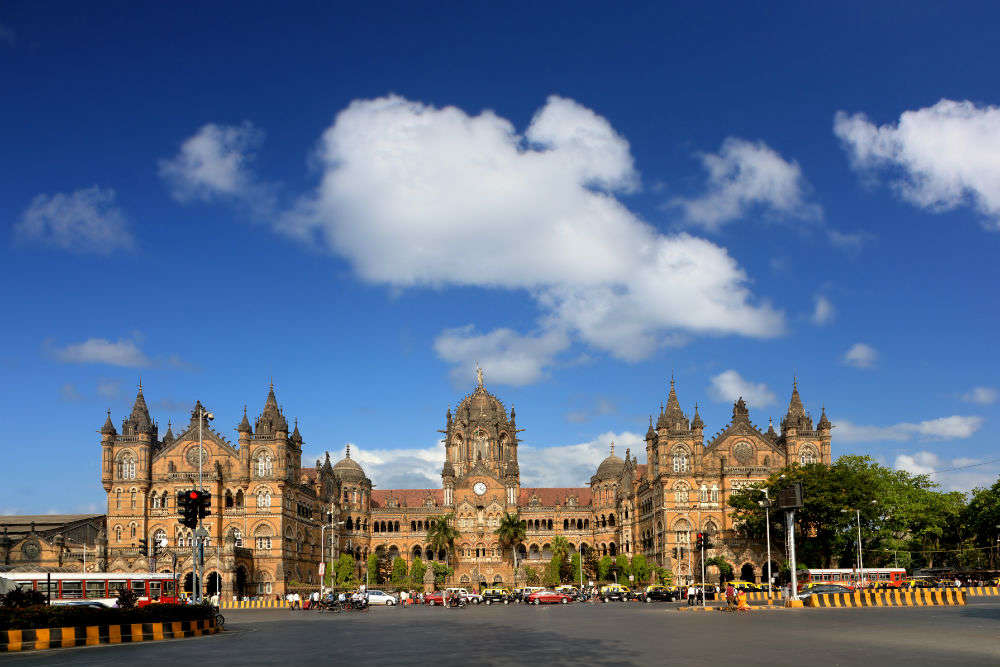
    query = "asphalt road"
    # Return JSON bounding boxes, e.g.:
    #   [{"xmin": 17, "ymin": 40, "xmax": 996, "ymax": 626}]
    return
[{"xmin": 5, "ymin": 599, "xmax": 999, "ymax": 666}]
